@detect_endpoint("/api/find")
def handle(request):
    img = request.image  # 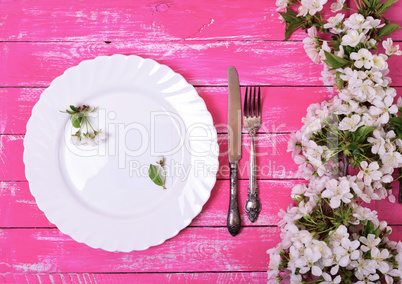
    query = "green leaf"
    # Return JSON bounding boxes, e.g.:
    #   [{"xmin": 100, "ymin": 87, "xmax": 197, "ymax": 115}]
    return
[
  {"xmin": 279, "ymin": 12, "xmax": 301, "ymax": 24},
  {"xmin": 70, "ymin": 105, "xmax": 78, "ymax": 112},
  {"xmin": 362, "ymin": 0, "xmax": 371, "ymax": 8},
  {"xmin": 332, "ymin": 40, "xmax": 340, "ymax": 50},
  {"xmin": 148, "ymin": 164, "xmax": 163, "ymax": 186},
  {"xmin": 365, "ymin": 220, "xmax": 375, "ymax": 237},
  {"xmin": 389, "ymin": 117, "xmax": 402, "ymax": 127},
  {"xmin": 347, "ymin": 142, "xmax": 358, "ymax": 150},
  {"xmin": 378, "ymin": 23, "xmax": 402, "ymax": 38},
  {"xmin": 397, "ymin": 128, "xmax": 402, "ymax": 139},
  {"xmin": 353, "ymin": 126, "xmax": 375, "ymax": 143},
  {"xmin": 353, "ymin": 149, "xmax": 361, "ymax": 156},
  {"xmin": 379, "ymin": 0, "xmax": 399, "ymax": 13},
  {"xmin": 336, "ymin": 72, "xmax": 344, "ymax": 89},
  {"xmin": 71, "ymin": 114, "xmax": 82, "ymax": 128},
  {"xmin": 285, "ymin": 22, "xmax": 303, "ymax": 40},
  {"xmin": 323, "ymin": 51, "xmax": 349, "ymax": 69},
  {"xmin": 286, "ymin": 8, "xmax": 297, "ymax": 16}
]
